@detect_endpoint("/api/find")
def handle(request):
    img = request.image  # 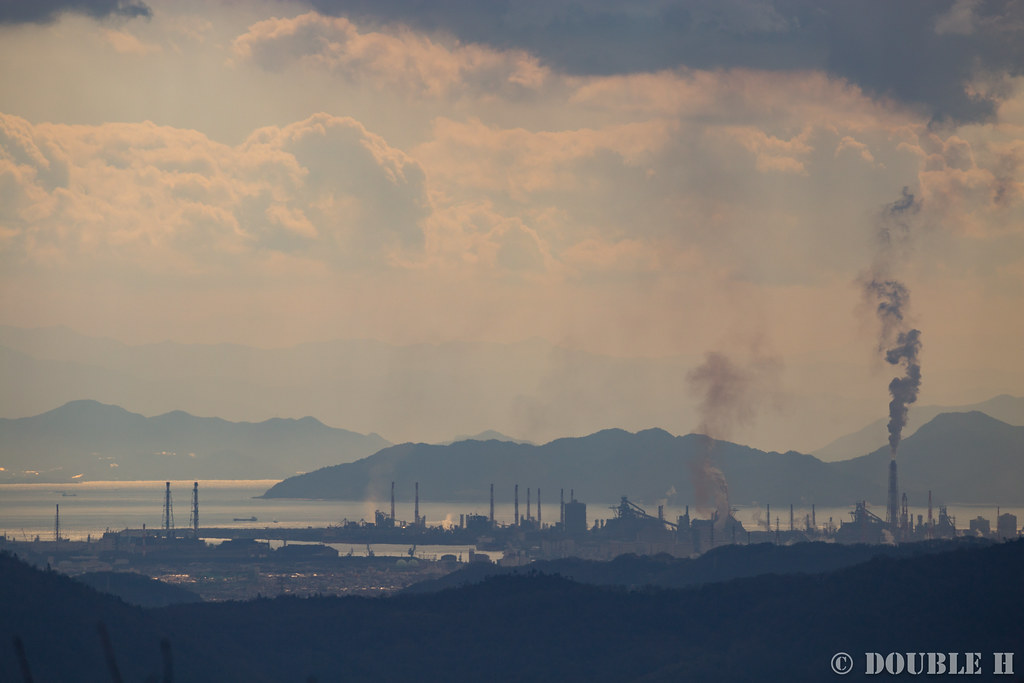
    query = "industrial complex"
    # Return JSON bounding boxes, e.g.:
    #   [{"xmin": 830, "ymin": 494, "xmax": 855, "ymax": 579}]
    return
[{"xmin": 4, "ymin": 453, "xmax": 1021, "ymax": 601}]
